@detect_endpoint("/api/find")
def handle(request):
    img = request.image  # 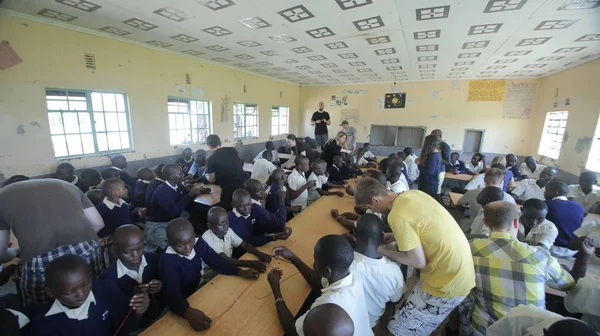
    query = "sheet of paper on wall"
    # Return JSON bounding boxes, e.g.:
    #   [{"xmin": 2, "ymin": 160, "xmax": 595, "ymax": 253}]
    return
[
  {"xmin": 191, "ymin": 86, "xmax": 204, "ymax": 99},
  {"xmin": 452, "ymin": 80, "xmax": 460, "ymax": 90},
  {"xmin": 503, "ymin": 81, "xmax": 537, "ymax": 119},
  {"xmin": 175, "ymin": 85, "xmax": 187, "ymax": 95},
  {"xmin": 341, "ymin": 109, "xmax": 360, "ymax": 123},
  {"xmin": 0, "ymin": 41, "xmax": 23, "ymax": 69},
  {"xmin": 407, "ymin": 98, "xmax": 415, "ymax": 105},
  {"xmin": 330, "ymin": 95, "xmax": 339, "ymax": 107},
  {"xmin": 431, "ymin": 90, "xmax": 439, "ymax": 99},
  {"xmin": 353, "ymin": 89, "xmax": 366, "ymax": 94},
  {"xmin": 467, "ymin": 79, "xmax": 506, "ymax": 101},
  {"xmin": 391, "ymin": 85, "xmax": 401, "ymax": 93},
  {"xmin": 376, "ymin": 97, "xmax": 384, "ymax": 109}
]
